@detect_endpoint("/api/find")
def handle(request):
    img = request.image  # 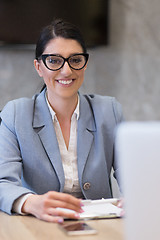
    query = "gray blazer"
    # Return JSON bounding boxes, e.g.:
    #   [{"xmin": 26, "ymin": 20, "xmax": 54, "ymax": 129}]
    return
[{"xmin": 0, "ymin": 90, "xmax": 123, "ymax": 214}]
